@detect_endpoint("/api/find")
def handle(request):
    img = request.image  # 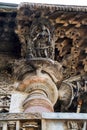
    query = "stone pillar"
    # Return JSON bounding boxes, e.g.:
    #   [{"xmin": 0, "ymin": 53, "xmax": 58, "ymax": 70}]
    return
[{"xmin": 14, "ymin": 58, "xmax": 63, "ymax": 114}]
